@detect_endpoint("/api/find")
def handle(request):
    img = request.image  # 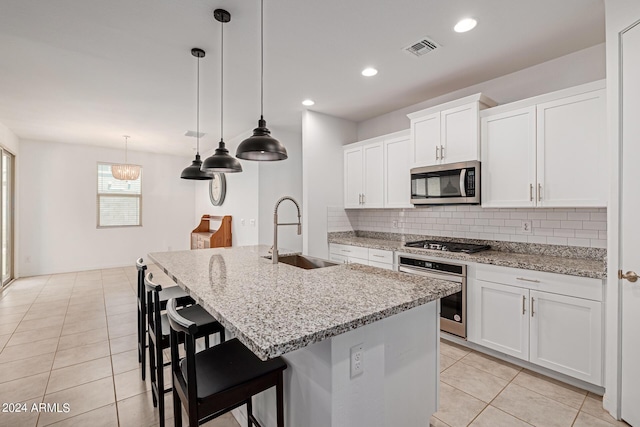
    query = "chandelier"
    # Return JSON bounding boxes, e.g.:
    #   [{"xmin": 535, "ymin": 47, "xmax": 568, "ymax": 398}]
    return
[{"xmin": 112, "ymin": 135, "xmax": 141, "ymax": 180}]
